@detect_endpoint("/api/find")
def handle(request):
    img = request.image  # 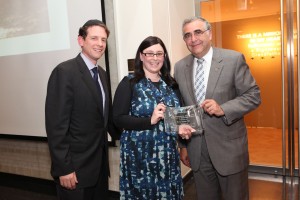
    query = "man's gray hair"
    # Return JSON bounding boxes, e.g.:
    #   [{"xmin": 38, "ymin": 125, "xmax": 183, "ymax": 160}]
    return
[{"xmin": 182, "ymin": 17, "xmax": 211, "ymax": 36}]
